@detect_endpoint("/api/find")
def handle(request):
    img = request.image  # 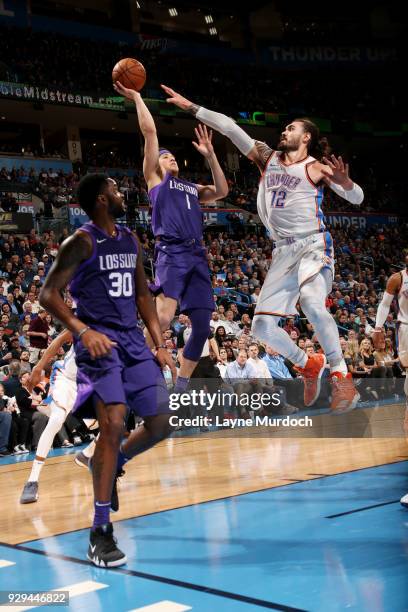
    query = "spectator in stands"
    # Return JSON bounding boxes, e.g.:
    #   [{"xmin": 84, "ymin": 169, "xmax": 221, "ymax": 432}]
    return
[
  {"xmin": 283, "ymin": 317, "xmax": 300, "ymax": 338},
  {"xmin": 0, "ymin": 383, "xmax": 13, "ymax": 455},
  {"xmin": 27, "ymin": 308, "xmax": 49, "ymax": 364},
  {"xmin": 15, "ymin": 371, "xmax": 46, "ymax": 452}
]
